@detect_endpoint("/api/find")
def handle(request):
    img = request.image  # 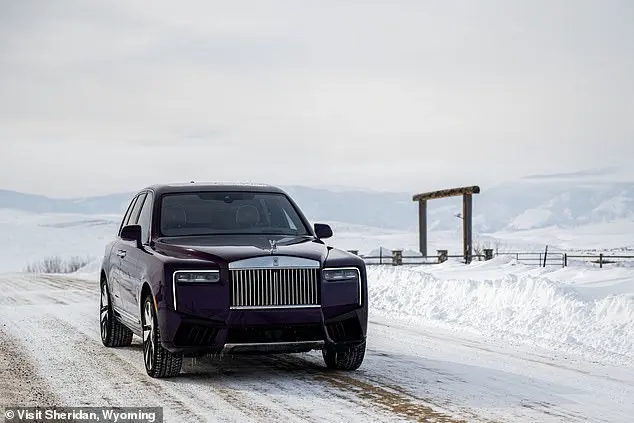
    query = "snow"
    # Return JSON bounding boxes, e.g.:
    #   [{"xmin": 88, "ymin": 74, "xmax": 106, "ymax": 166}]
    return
[
  {"xmin": 491, "ymin": 219, "xmax": 634, "ymax": 250},
  {"xmin": 73, "ymin": 258, "xmax": 102, "ymax": 280},
  {"xmin": 508, "ymin": 207, "xmax": 552, "ymax": 230},
  {"xmin": 366, "ymin": 257, "xmax": 634, "ymax": 366},
  {"xmin": 0, "ymin": 208, "xmax": 119, "ymax": 272}
]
